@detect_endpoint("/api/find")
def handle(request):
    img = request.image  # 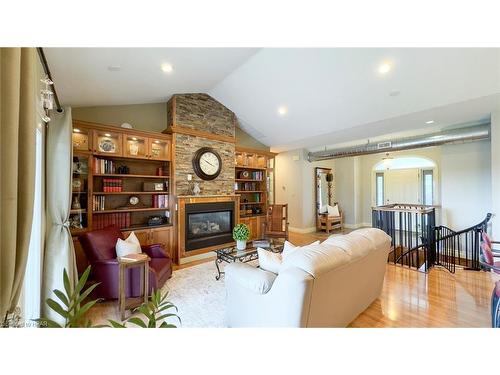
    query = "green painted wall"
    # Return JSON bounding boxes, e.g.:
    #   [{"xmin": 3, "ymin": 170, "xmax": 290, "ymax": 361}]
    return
[{"xmin": 72, "ymin": 102, "xmax": 270, "ymax": 151}]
